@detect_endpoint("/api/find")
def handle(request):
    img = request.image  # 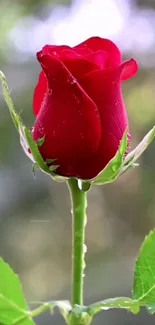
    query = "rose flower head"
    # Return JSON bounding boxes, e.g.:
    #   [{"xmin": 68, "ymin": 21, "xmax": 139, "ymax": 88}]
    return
[{"xmin": 32, "ymin": 37, "xmax": 138, "ymax": 180}]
